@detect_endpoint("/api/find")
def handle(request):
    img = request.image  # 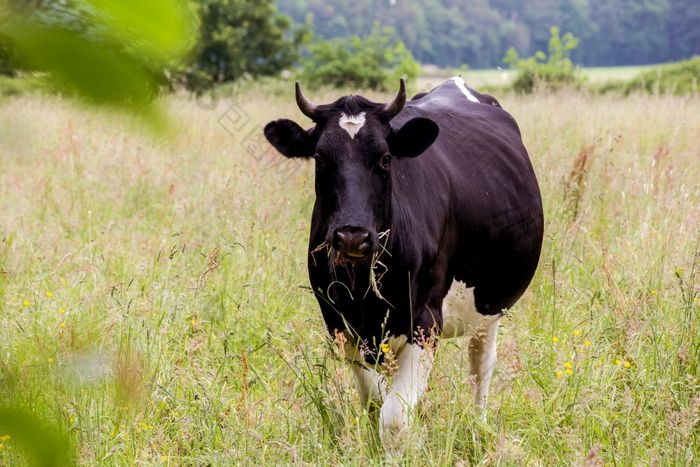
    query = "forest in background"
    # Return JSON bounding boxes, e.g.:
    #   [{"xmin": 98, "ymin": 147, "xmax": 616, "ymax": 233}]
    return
[
  {"xmin": 1, "ymin": 1, "xmax": 698, "ymax": 95},
  {"xmin": 278, "ymin": 0, "xmax": 700, "ymax": 68}
]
